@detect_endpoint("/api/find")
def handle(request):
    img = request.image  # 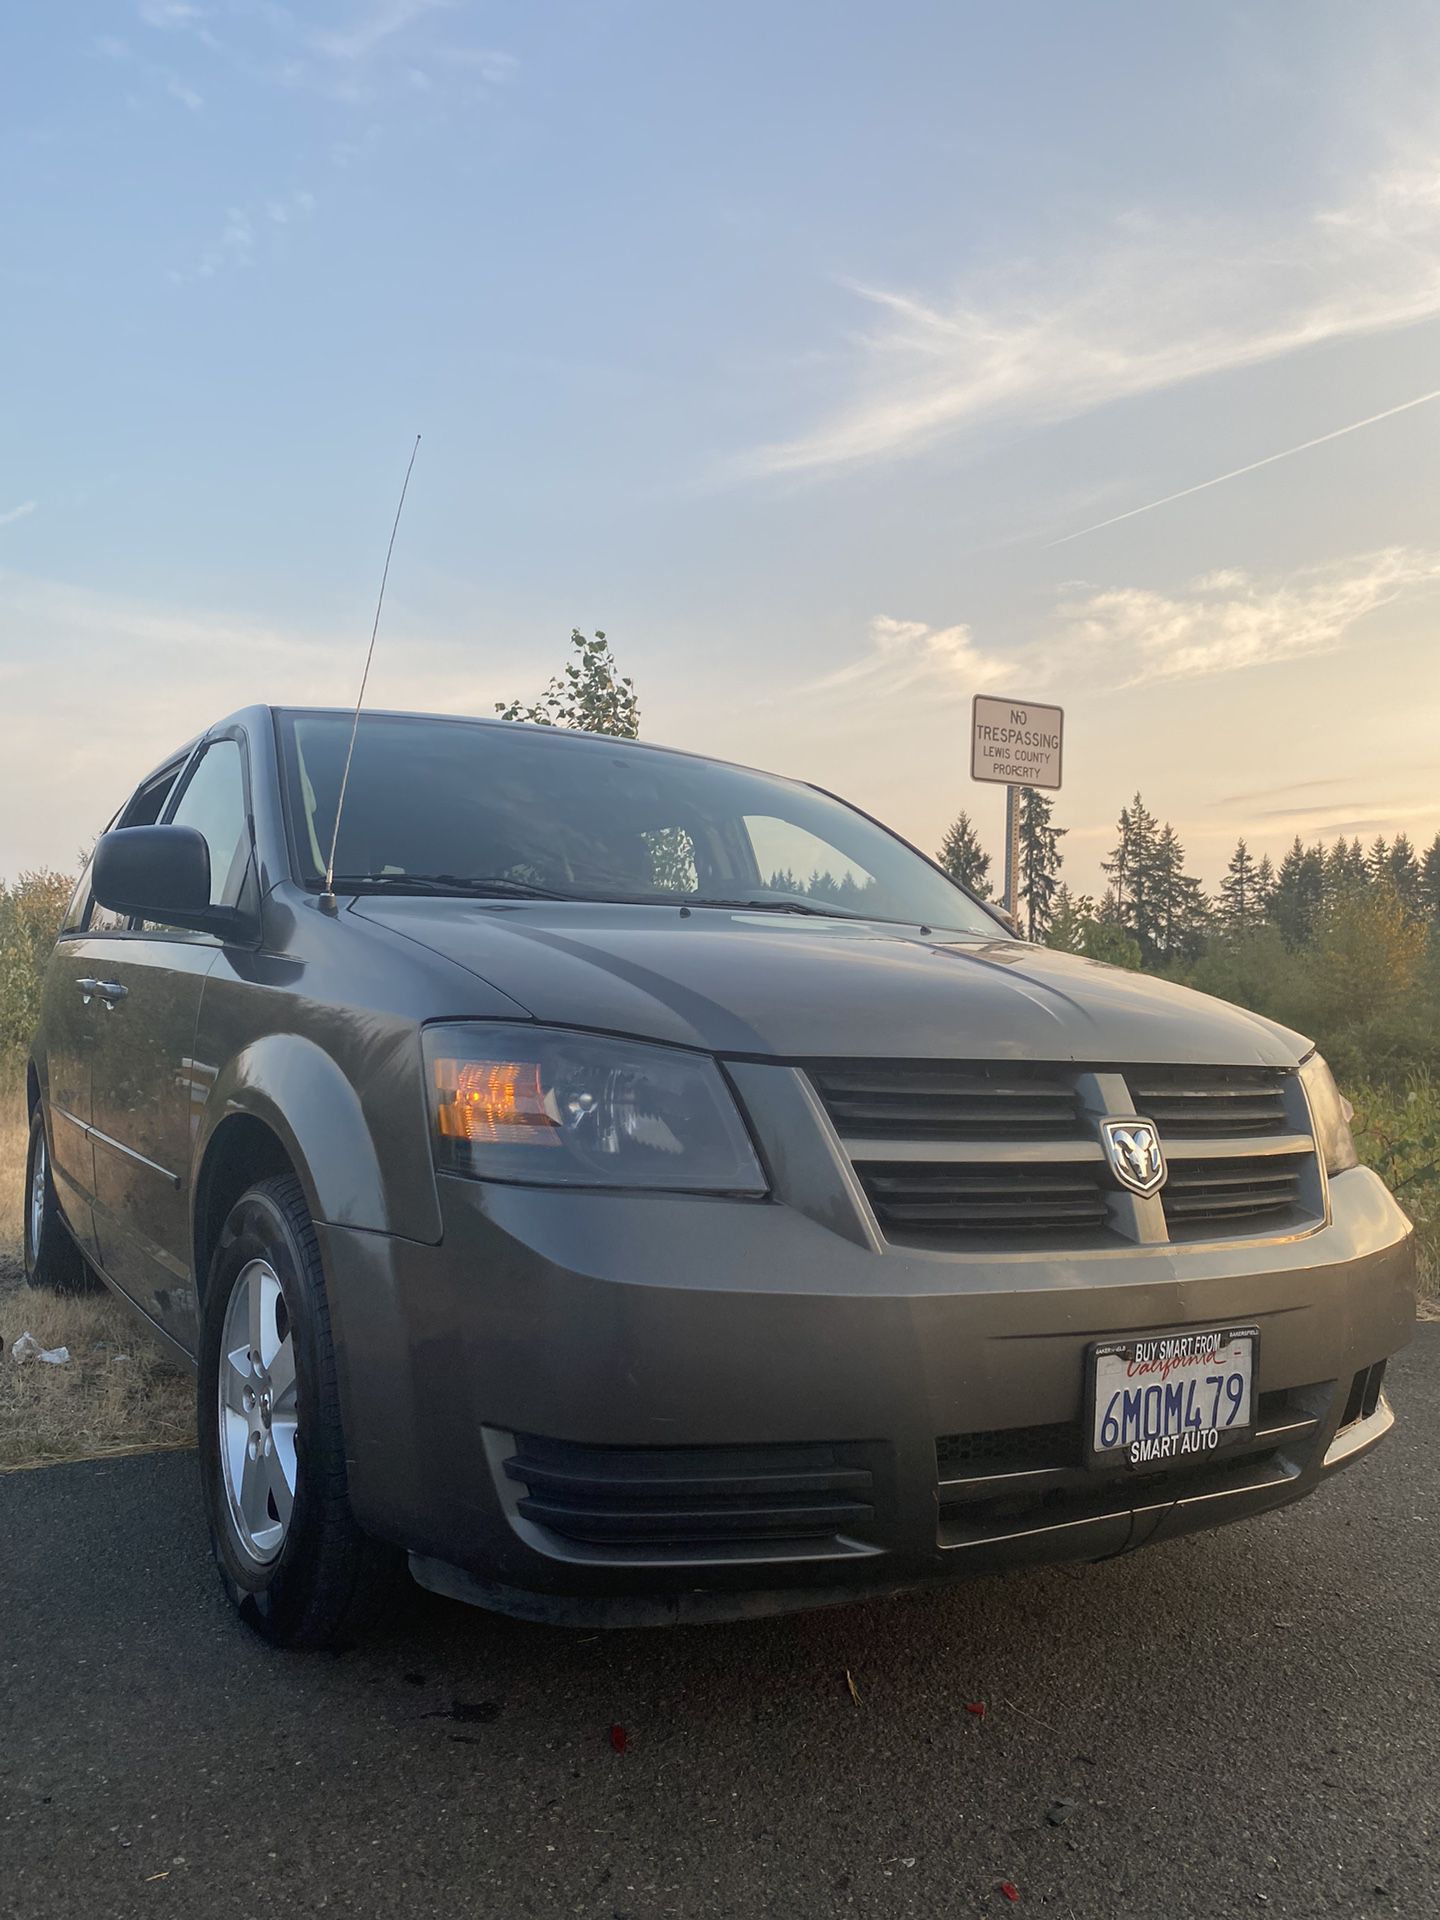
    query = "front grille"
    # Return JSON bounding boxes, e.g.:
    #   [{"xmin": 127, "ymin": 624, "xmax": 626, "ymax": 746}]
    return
[
  {"xmin": 1162, "ymin": 1152, "xmax": 1309, "ymax": 1233},
  {"xmin": 935, "ymin": 1389, "xmax": 1308, "ymax": 1484},
  {"xmin": 807, "ymin": 1062, "xmax": 1083, "ymax": 1140},
  {"xmin": 936, "ymin": 1422, "xmax": 1080, "ymax": 1476},
  {"xmin": 858, "ymin": 1163, "xmax": 1108, "ymax": 1237},
  {"xmin": 1125, "ymin": 1066, "xmax": 1289, "ymax": 1138},
  {"xmin": 935, "ymin": 1387, "xmax": 1323, "ymax": 1545},
  {"xmin": 809, "ymin": 1058, "xmax": 1320, "ymax": 1249},
  {"xmin": 503, "ymin": 1434, "xmax": 877, "ymax": 1550}
]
